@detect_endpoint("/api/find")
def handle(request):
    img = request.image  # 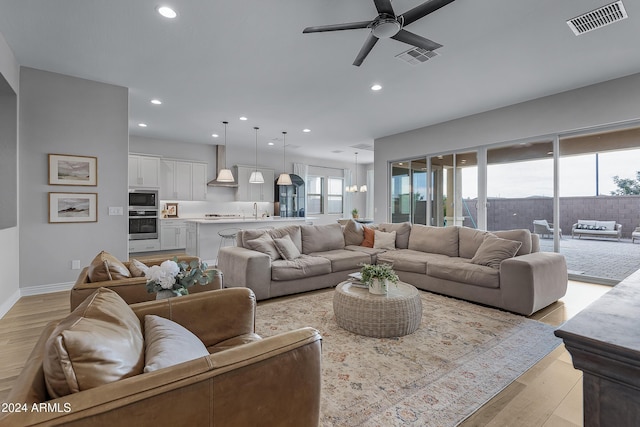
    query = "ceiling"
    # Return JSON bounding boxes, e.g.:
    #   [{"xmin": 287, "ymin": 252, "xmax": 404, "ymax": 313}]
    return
[{"xmin": 1, "ymin": 0, "xmax": 639, "ymax": 164}]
